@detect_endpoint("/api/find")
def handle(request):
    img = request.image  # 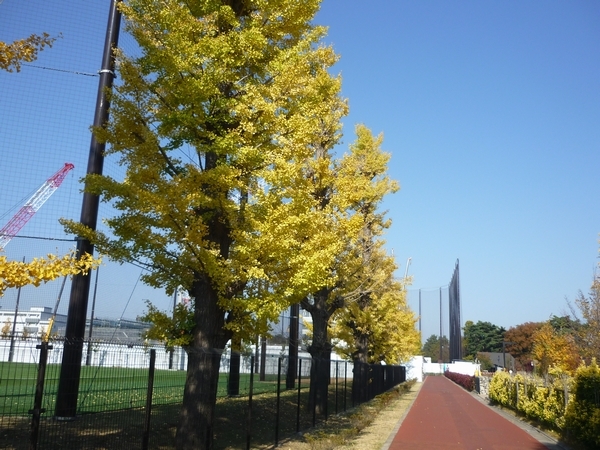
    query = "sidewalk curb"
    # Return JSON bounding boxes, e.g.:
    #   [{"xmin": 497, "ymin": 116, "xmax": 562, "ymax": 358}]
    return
[{"xmin": 468, "ymin": 388, "xmax": 571, "ymax": 450}]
